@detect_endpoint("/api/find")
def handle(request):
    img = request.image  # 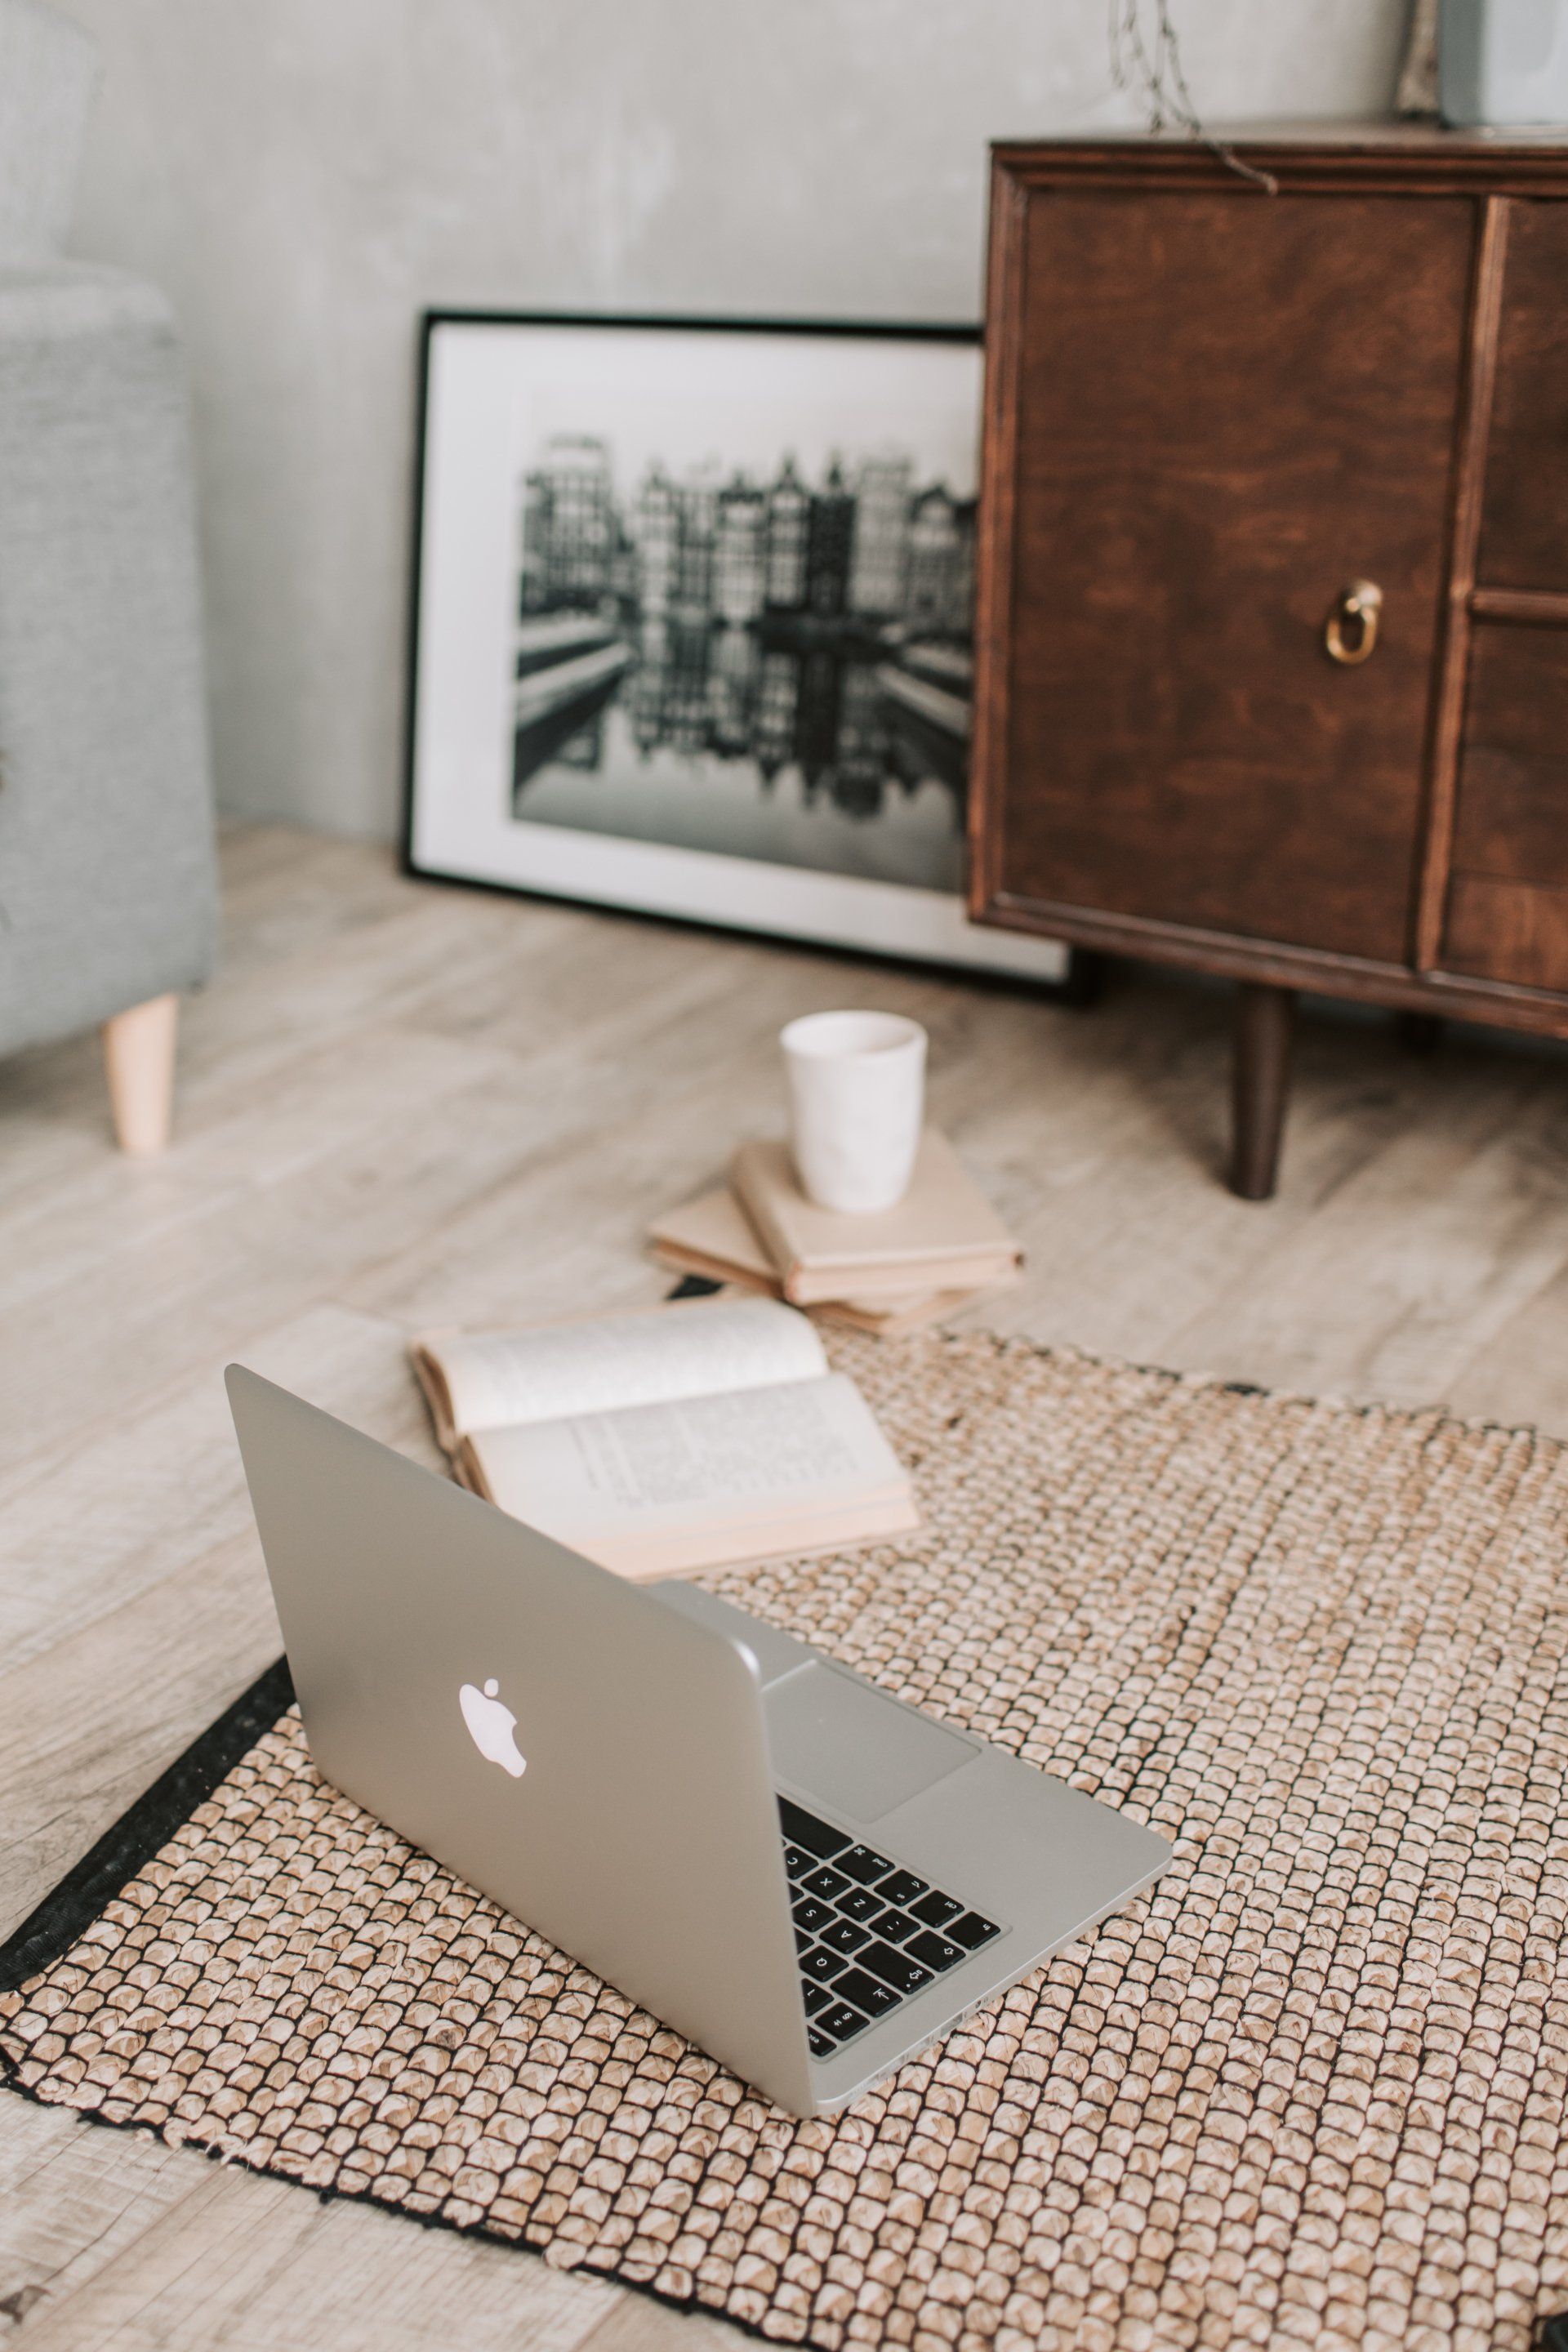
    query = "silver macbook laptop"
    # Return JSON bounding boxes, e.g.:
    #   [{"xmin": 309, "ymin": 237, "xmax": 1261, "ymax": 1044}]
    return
[{"xmin": 227, "ymin": 1363, "xmax": 1170, "ymax": 2118}]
